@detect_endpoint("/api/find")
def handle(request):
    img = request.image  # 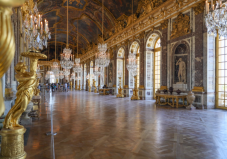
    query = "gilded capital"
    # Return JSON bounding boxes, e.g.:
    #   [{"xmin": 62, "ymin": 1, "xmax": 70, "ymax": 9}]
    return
[{"xmin": 194, "ymin": 2, "xmax": 205, "ymax": 15}]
